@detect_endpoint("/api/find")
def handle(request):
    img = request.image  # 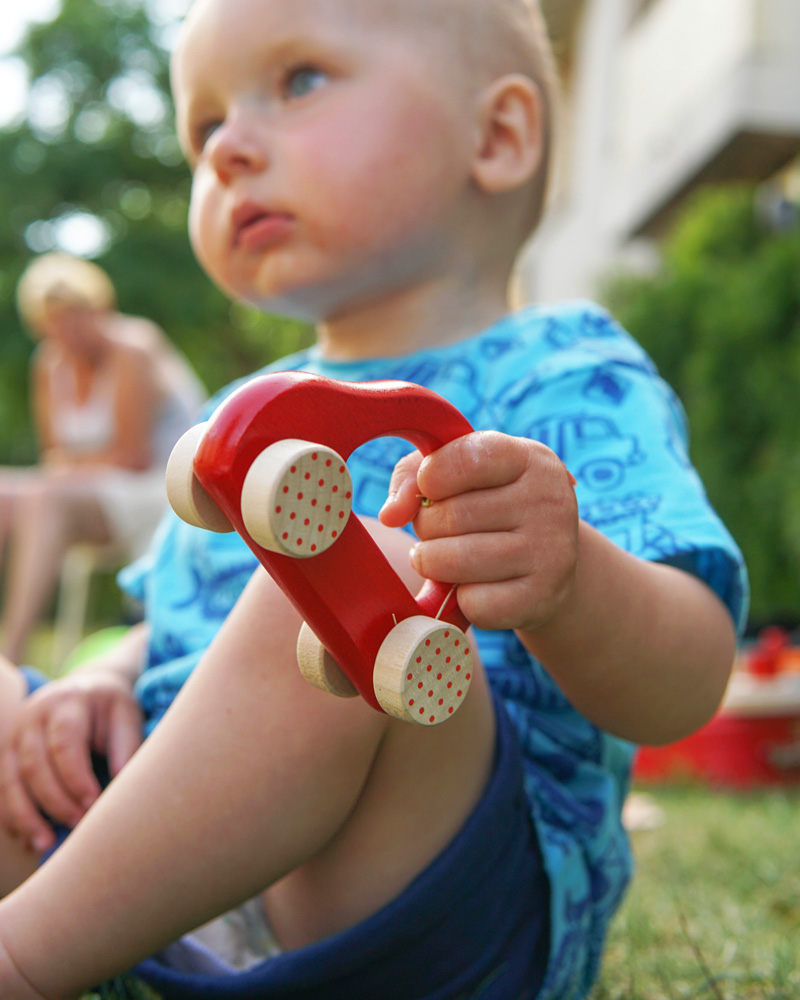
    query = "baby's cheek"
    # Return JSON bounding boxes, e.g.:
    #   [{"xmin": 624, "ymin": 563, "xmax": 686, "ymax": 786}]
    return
[{"xmin": 188, "ymin": 181, "xmax": 220, "ymax": 275}]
